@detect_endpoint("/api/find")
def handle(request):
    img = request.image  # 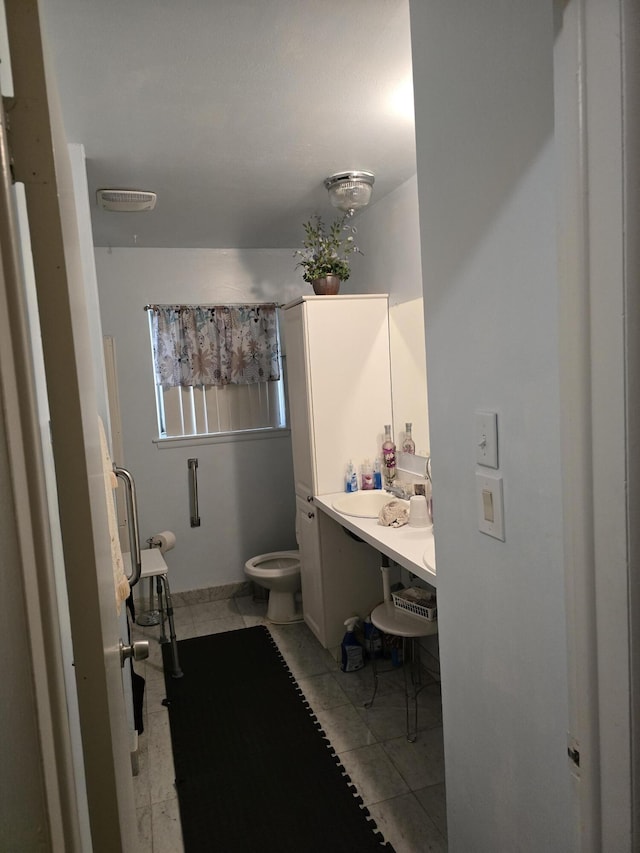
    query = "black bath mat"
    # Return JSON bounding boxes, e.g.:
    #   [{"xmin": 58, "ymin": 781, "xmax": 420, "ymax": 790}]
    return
[{"xmin": 162, "ymin": 625, "xmax": 394, "ymax": 852}]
